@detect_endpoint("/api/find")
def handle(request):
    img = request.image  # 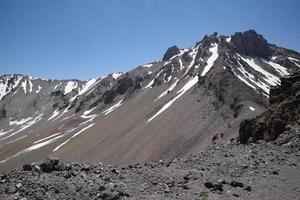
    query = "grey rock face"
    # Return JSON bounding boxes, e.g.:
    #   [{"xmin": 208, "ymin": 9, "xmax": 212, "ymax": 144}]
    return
[
  {"xmin": 231, "ymin": 30, "xmax": 271, "ymax": 58},
  {"xmin": 163, "ymin": 45, "xmax": 180, "ymax": 60},
  {"xmin": 239, "ymin": 72, "xmax": 300, "ymax": 144}
]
